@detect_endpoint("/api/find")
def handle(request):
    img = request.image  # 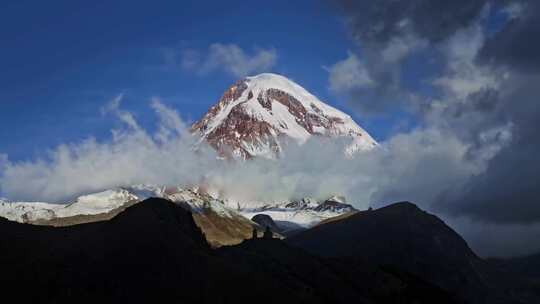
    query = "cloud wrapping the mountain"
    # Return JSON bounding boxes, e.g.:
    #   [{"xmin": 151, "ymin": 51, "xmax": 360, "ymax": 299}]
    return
[
  {"xmin": 182, "ymin": 43, "xmax": 277, "ymax": 78},
  {"xmin": 0, "ymin": 95, "xmax": 479, "ymax": 212},
  {"xmin": 0, "ymin": 98, "xmax": 220, "ymax": 203},
  {"xmin": 0, "ymin": 104, "xmax": 476, "ymax": 212}
]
